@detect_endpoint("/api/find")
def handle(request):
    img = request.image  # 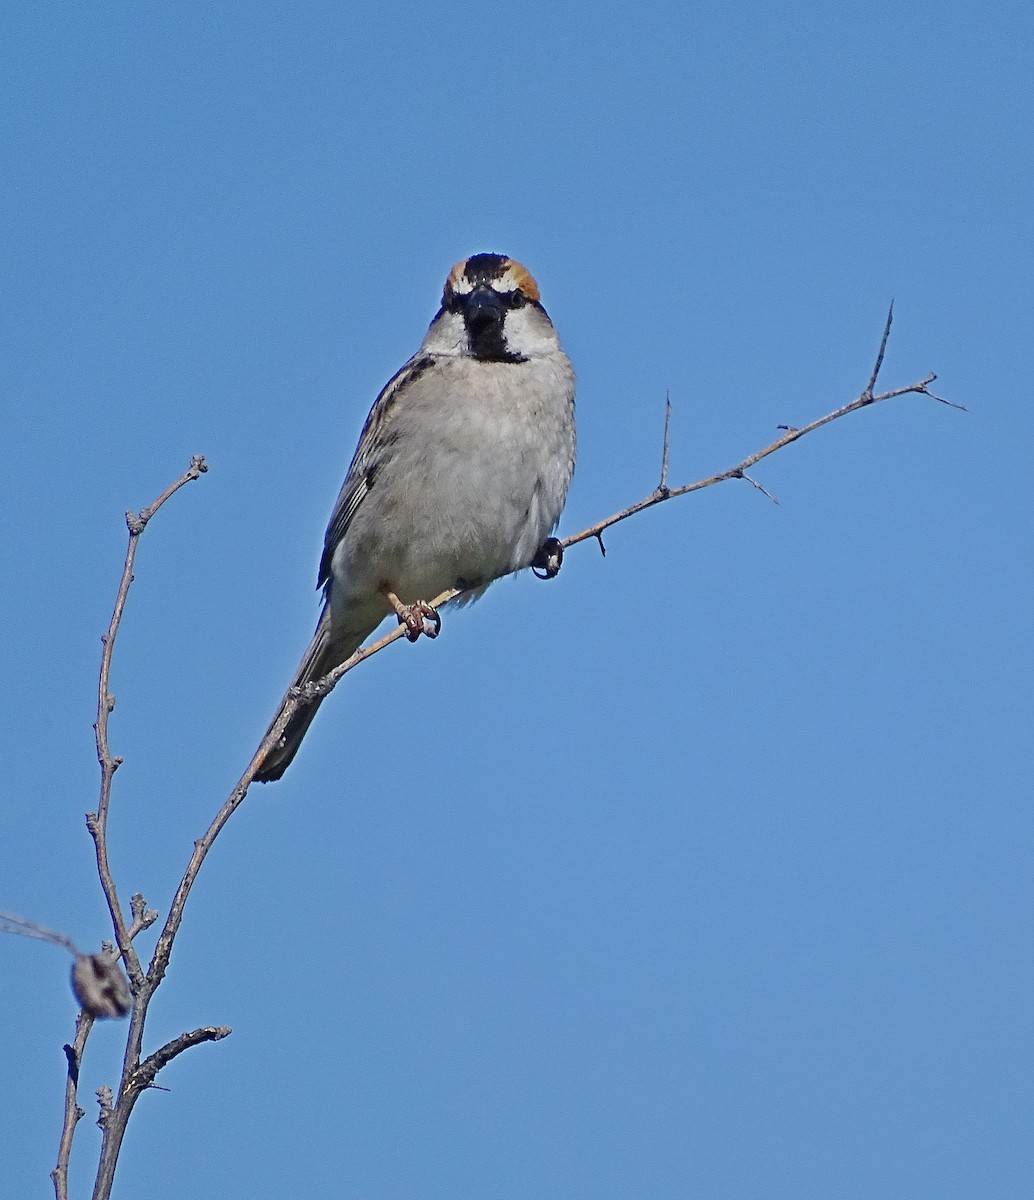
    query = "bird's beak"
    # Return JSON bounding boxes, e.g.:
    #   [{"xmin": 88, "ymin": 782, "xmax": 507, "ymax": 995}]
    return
[{"xmin": 463, "ymin": 284, "xmax": 505, "ymax": 334}]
